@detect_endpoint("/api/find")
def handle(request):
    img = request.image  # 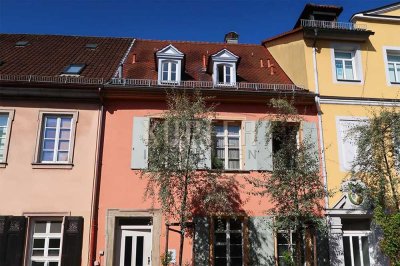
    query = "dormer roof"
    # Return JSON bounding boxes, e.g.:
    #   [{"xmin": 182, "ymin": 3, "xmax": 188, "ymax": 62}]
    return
[
  {"xmin": 211, "ymin": 49, "xmax": 239, "ymax": 62},
  {"xmin": 156, "ymin": 44, "xmax": 184, "ymax": 59}
]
